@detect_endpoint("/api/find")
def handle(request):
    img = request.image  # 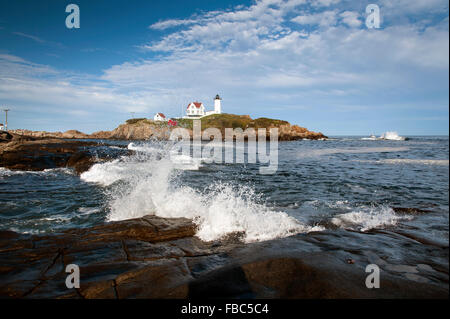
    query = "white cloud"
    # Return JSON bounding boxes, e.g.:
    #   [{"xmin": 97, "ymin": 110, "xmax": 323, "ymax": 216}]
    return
[
  {"xmin": 102, "ymin": 21, "xmax": 448, "ymax": 104},
  {"xmin": 311, "ymin": 0, "xmax": 341, "ymax": 7},
  {"xmin": 291, "ymin": 10, "xmax": 338, "ymax": 27},
  {"xmin": 1, "ymin": 0, "xmax": 448, "ymax": 133},
  {"xmin": 99, "ymin": 0, "xmax": 448, "ymax": 129},
  {"xmin": 150, "ymin": 18, "xmax": 198, "ymax": 30},
  {"xmin": 380, "ymin": 0, "xmax": 449, "ymax": 16},
  {"xmin": 0, "ymin": 54, "xmax": 57, "ymax": 77},
  {"xmin": 0, "ymin": 55, "xmax": 165, "ymax": 132},
  {"xmin": 340, "ymin": 11, "xmax": 362, "ymax": 28},
  {"xmin": 103, "ymin": 0, "xmax": 449, "ymax": 110},
  {"xmin": 11, "ymin": 32, "xmax": 64, "ymax": 48},
  {"xmin": 12, "ymin": 32, "xmax": 46, "ymax": 43}
]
